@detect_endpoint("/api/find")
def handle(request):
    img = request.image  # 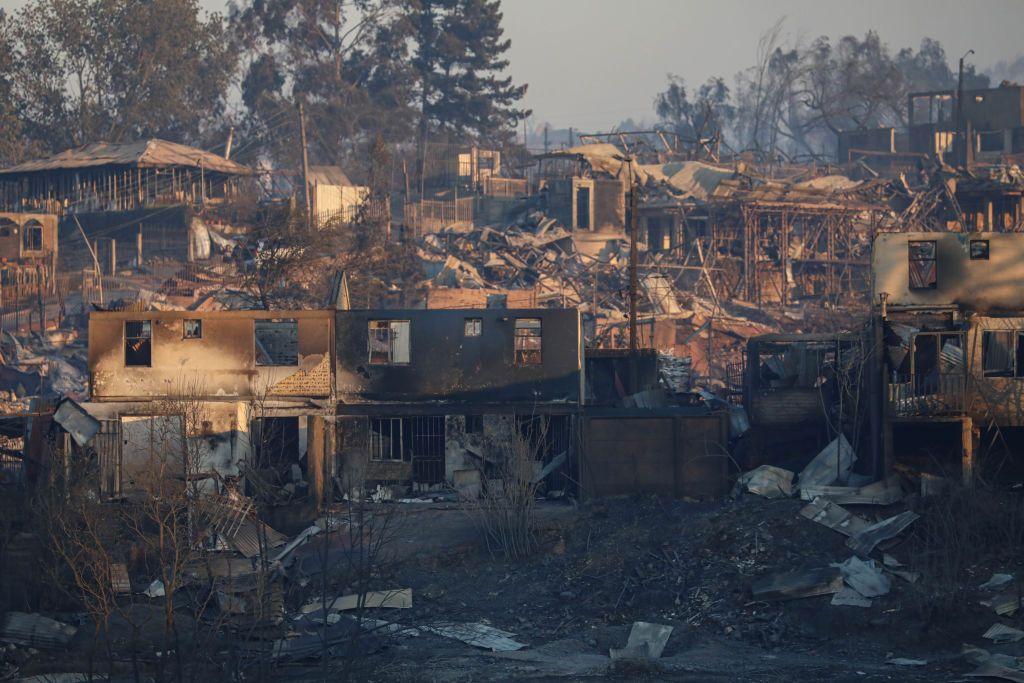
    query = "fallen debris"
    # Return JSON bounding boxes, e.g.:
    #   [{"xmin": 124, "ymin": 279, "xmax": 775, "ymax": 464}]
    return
[
  {"xmin": 800, "ymin": 475, "xmax": 903, "ymax": 505},
  {"xmin": 830, "ymin": 587, "xmax": 872, "ymax": 608},
  {"xmin": 834, "ymin": 556, "xmax": 891, "ymax": 598},
  {"xmin": 965, "ymin": 660, "xmax": 1024, "ymax": 682},
  {"xmin": 299, "ymin": 588, "xmax": 413, "ymax": 614},
  {"xmin": 110, "ymin": 563, "xmax": 131, "ymax": 594},
  {"xmin": 0, "ymin": 612, "xmax": 77, "ymax": 649},
  {"xmin": 609, "ymin": 621, "xmax": 673, "ymax": 661},
  {"xmin": 736, "ymin": 465, "xmax": 794, "ymax": 498},
  {"xmin": 981, "ymin": 573, "xmax": 1016, "ymax": 591},
  {"xmin": 981, "ymin": 590, "xmax": 1022, "ymax": 616},
  {"xmin": 797, "ymin": 435, "xmax": 856, "ymax": 496},
  {"xmin": 846, "ymin": 510, "xmax": 919, "ymax": 556},
  {"xmin": 984, "ymin": 623, "xmax": 1024, "ymax": 644},
  {"xmin": 885, "ymin": 656, "xmax": 926, "ymax": 666},
  {"xmin": 800, "ymin": 497, "xmax": 868, "ymax": 537},
  {"xmin": 750, "ymin": 567, "xmax": 843, "ymax": 602},
  {"xmin": 421, "ymin": 622, "xmax": 526, "ymax": 652},
  {"xmin": 143, "ymin": 579, "xmax": 165, "ymax": 598}
]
